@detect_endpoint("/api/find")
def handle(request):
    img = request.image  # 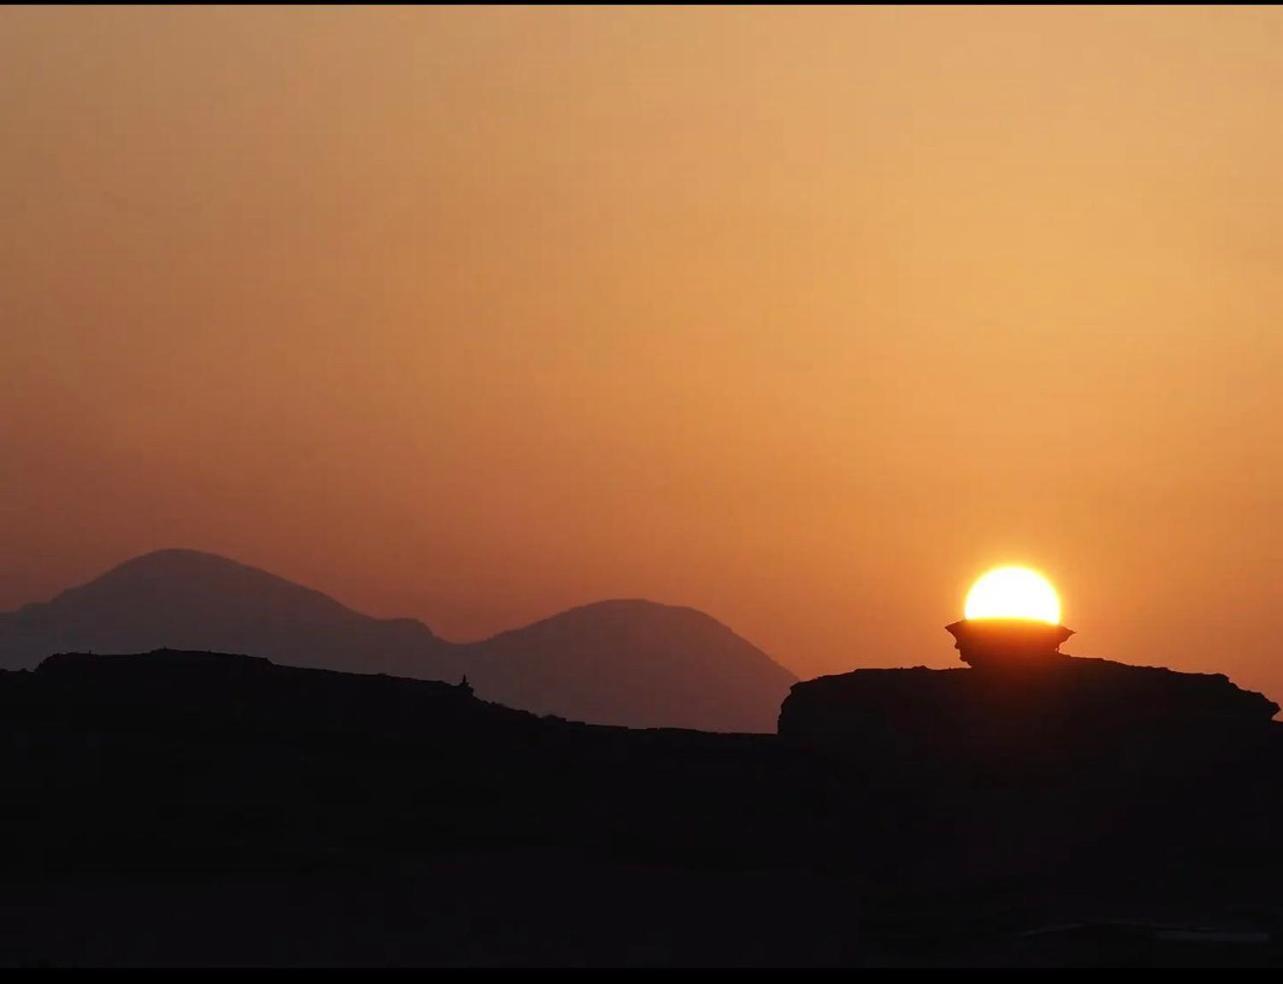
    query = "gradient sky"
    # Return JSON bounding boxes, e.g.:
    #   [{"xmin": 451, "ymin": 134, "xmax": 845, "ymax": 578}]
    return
[{"xmin": 4, "ymin": 6, "xmax": 1282, "ymax": 702}]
